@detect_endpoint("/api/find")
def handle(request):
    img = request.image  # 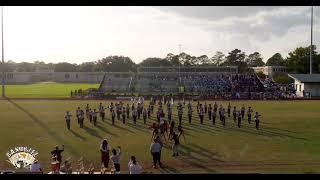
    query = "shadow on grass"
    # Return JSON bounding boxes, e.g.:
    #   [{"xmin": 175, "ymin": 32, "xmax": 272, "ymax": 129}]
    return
[
  {"xmin": 6, "ymin": 98, "xmax": 81, "ymax": 156},
  {"xmin": 96, "ymin": 124, "xmax": 119, "ymax": 137},
  {"xmin": 70, "ymin": 129, "xmax": 86, "ymax": 141},
  {"xmin": 83, "ymin": 126, "xmax": 103, "ymax": 139},
  {"xmin": 159, "ymin": 165, "xmax": 180, "ymax": 173}
]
